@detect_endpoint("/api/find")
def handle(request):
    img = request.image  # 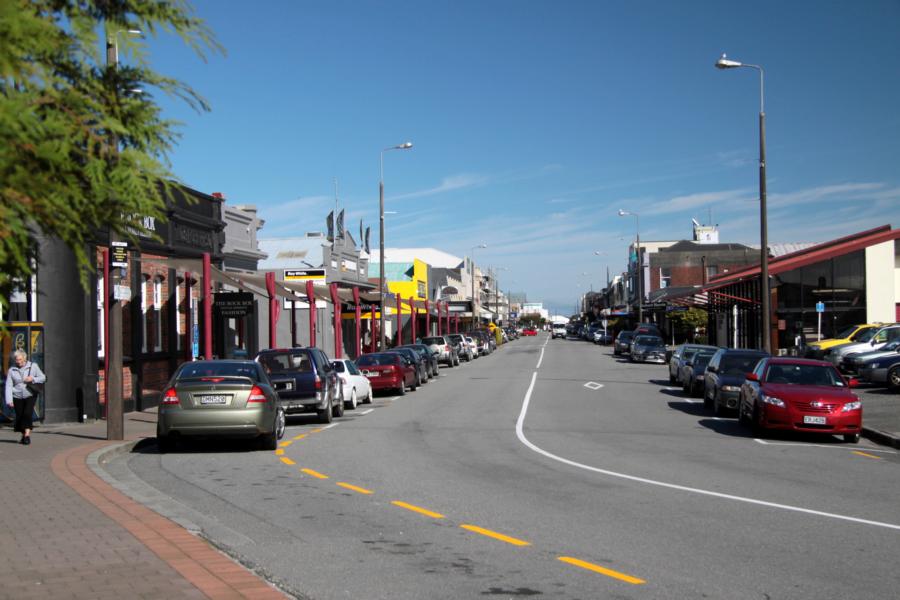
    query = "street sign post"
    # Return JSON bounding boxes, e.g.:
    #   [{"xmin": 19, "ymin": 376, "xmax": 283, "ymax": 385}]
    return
[{"xmin": 816, "ymin": 301, "xmax": 825, "ymax": 341}]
